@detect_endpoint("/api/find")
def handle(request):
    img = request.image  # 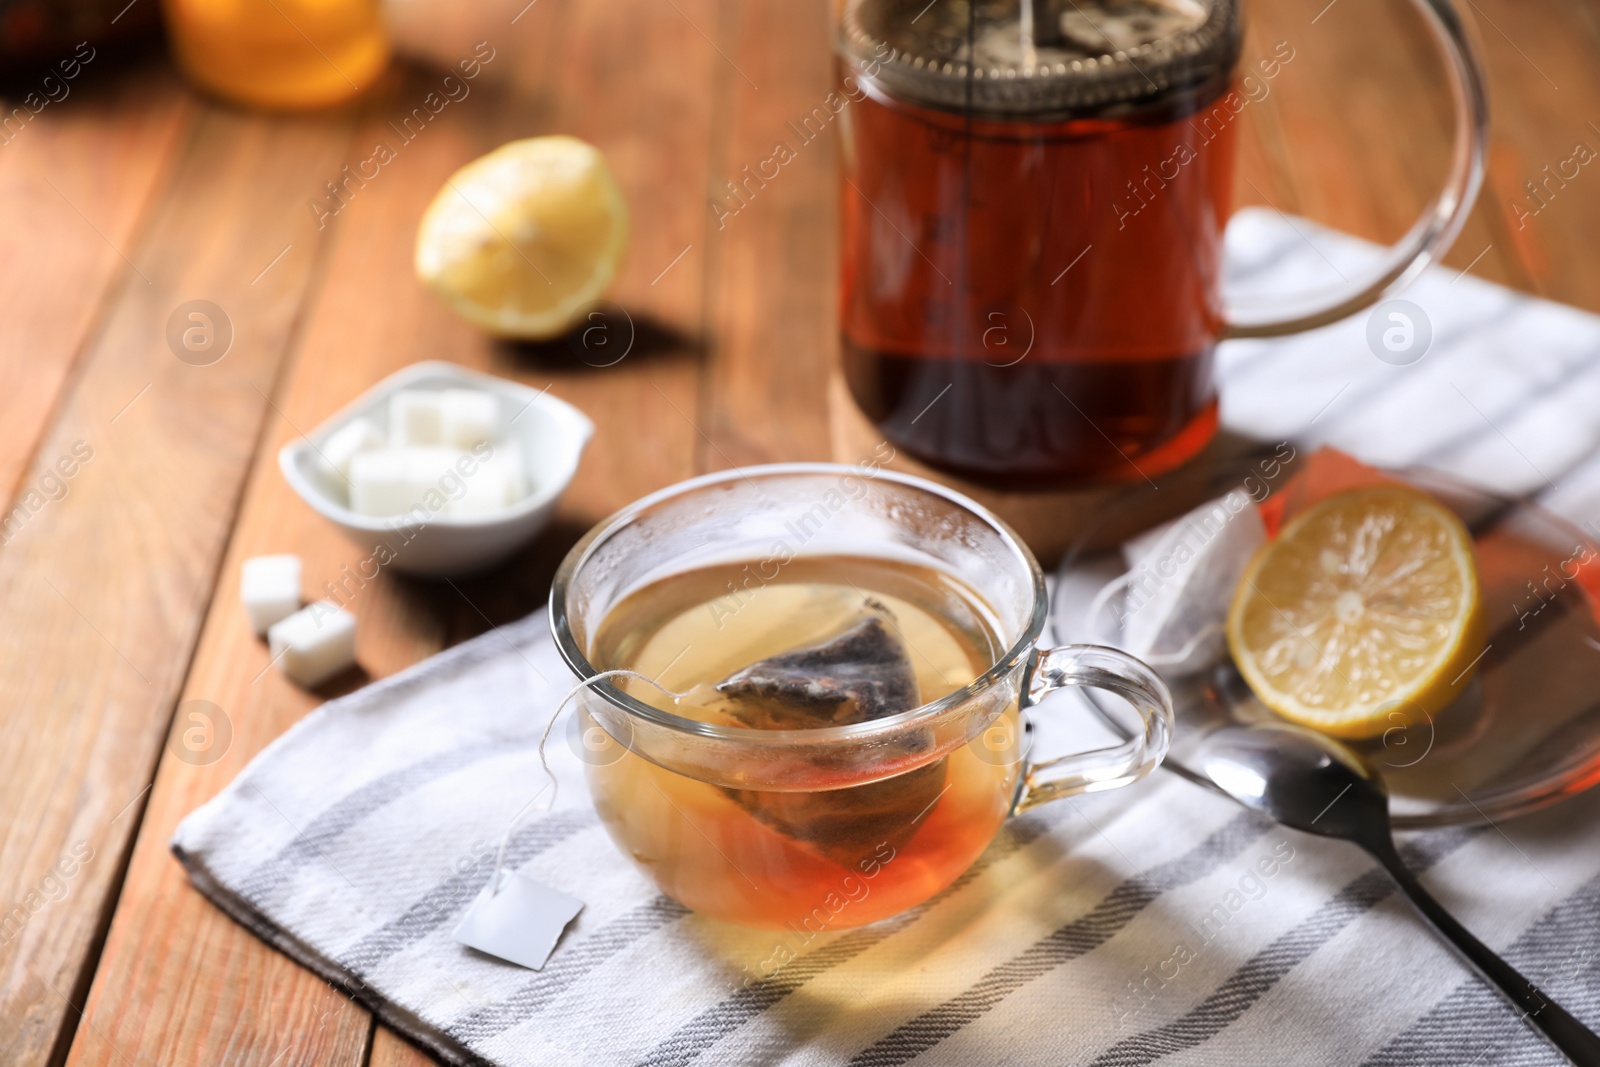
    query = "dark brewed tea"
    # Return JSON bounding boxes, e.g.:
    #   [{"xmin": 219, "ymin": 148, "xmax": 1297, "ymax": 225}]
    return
[
  {"xmin": 839, "ymin": 0, "xmax": 1244, "ymax": 488},
  {"xmin": 587, "ymin": 555, "xmax": 1020, "ymax": 929}
]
